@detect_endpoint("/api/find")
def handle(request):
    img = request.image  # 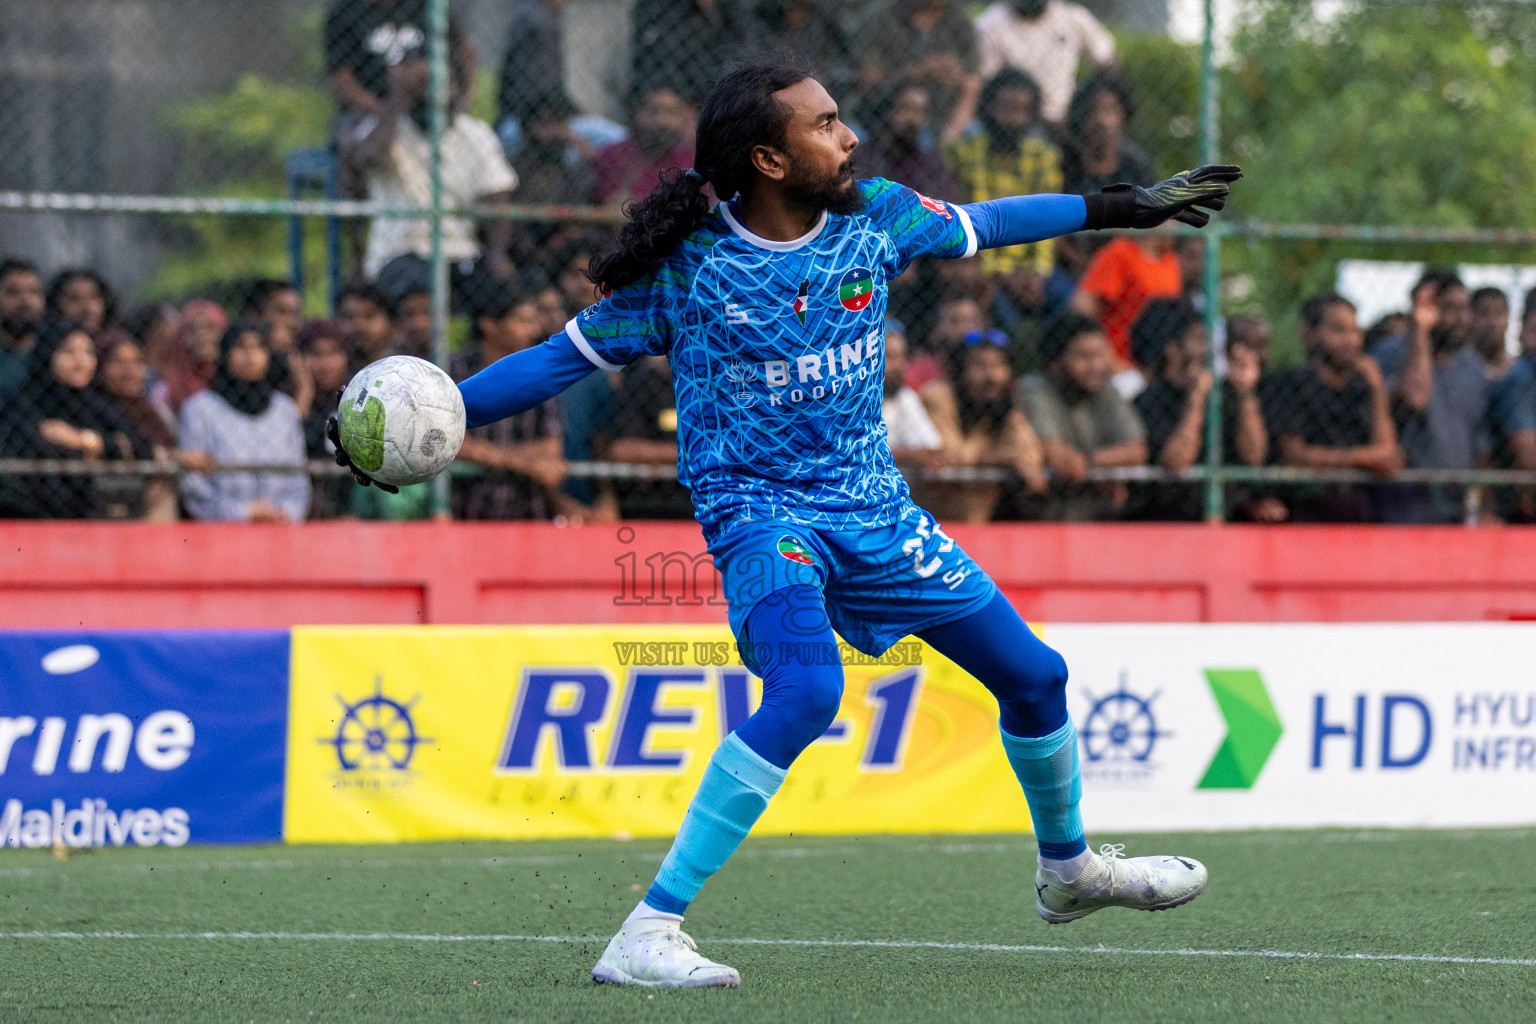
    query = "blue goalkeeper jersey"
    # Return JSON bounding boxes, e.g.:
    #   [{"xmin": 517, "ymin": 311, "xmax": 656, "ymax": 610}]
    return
[{"xmin": 565, "ymin": 177, "xmax": 978, "ymax": 540}]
